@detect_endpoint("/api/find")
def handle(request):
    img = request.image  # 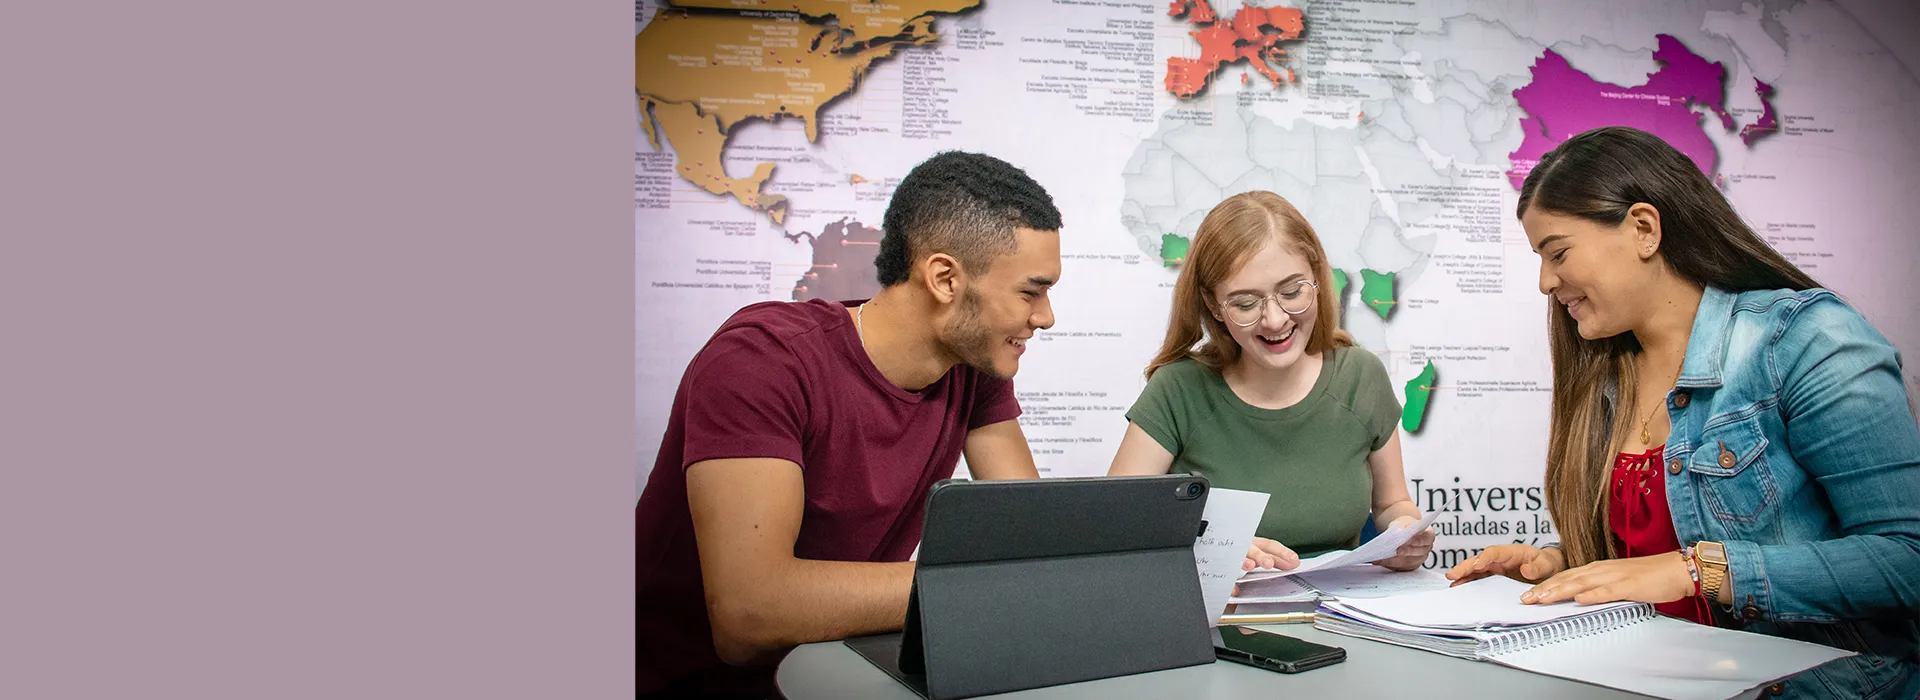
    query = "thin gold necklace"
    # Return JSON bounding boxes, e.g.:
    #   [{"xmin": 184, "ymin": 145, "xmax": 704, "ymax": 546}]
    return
[{"xmin": 1637, "ymin": 361, "xmax": 1681, "ymax": 445}]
